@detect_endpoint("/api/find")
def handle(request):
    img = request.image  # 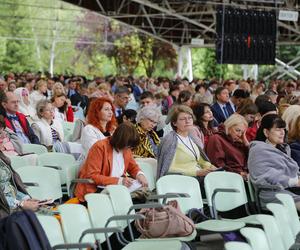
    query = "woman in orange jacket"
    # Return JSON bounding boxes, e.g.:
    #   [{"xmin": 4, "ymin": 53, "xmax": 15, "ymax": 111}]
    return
[{"xmin": 75, "ymin": 122, "xmax": 148, "ymax": 202}]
